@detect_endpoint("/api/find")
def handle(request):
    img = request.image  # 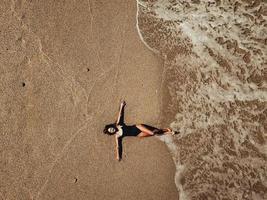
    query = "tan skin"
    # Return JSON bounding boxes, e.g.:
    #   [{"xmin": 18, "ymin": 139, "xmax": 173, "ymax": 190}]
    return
[{"xmin": 114, "ymin": 100, "xmax": 174, "ymax": 161}]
